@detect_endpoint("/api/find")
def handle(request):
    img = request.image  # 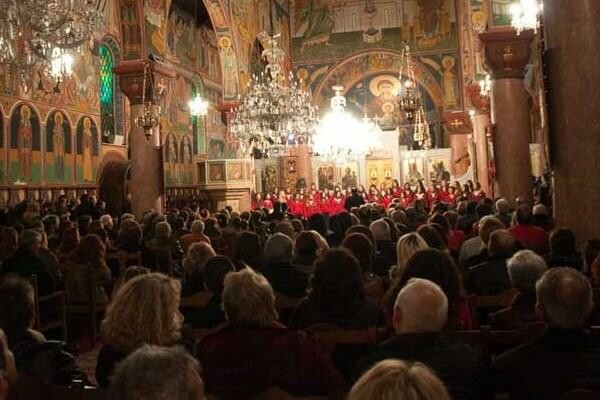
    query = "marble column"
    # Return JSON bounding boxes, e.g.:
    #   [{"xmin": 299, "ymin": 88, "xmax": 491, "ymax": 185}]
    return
[
  {"xmin": 295, "ymin": 145, "xmax": 313, "ymax": 189},
  {"xmin": 466, "ymin": 84, "xmax": 492, "ymax": 196},
  {"xmin": 114, "ymin": 61, "xmax": 175, "ymax": 218},
  {"xmin": 444, "ymin": 112, "xmax": 473, "ymax": 182},
  {"xmin": 480, "ymin": 30, "xmax": 534, "ymax": 205},
  {"xmin": 544, "ymin": 0, "xmax": 600, "ymax": 243}
]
